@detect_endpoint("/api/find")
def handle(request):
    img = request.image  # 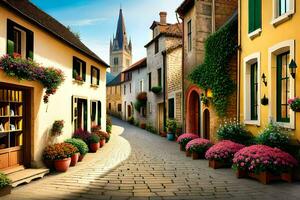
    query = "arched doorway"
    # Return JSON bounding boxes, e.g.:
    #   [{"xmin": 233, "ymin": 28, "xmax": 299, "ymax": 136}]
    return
[
  {"xmin": 187, "ymin": 90, "xmax": 200, "ymax": 135},
  {"xmin": 203, "ymin": 109, "xmax": 210, "ymax": 140}
]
